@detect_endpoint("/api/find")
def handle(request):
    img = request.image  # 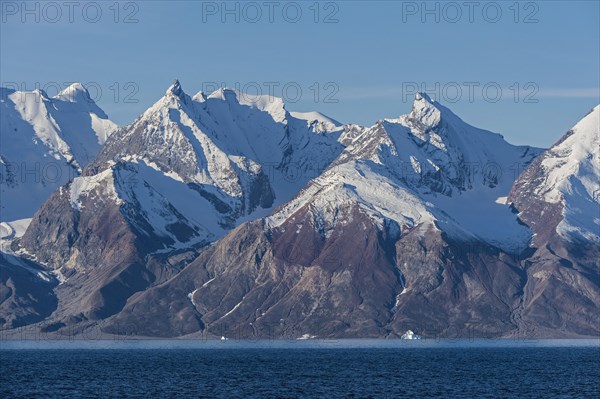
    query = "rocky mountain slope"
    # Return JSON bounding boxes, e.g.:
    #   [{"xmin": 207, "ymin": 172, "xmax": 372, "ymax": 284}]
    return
[
  {"xmin": 3, "ymin": 81, "xmax": 362, "ymax": 330},
  {"xmin": 0, "ymin": 84, "xmax": 117, "ymax": 329},
  {"xmin": 1, "ymin": 83, "xmax": 597, "ymax": 339},
  {"xmin": 506, "ymin": 105, "xmax": 600, "ymax": 337},
  {"xmin": 102, "ymin": 93, "xmax": 563, "ymax": 339}
]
